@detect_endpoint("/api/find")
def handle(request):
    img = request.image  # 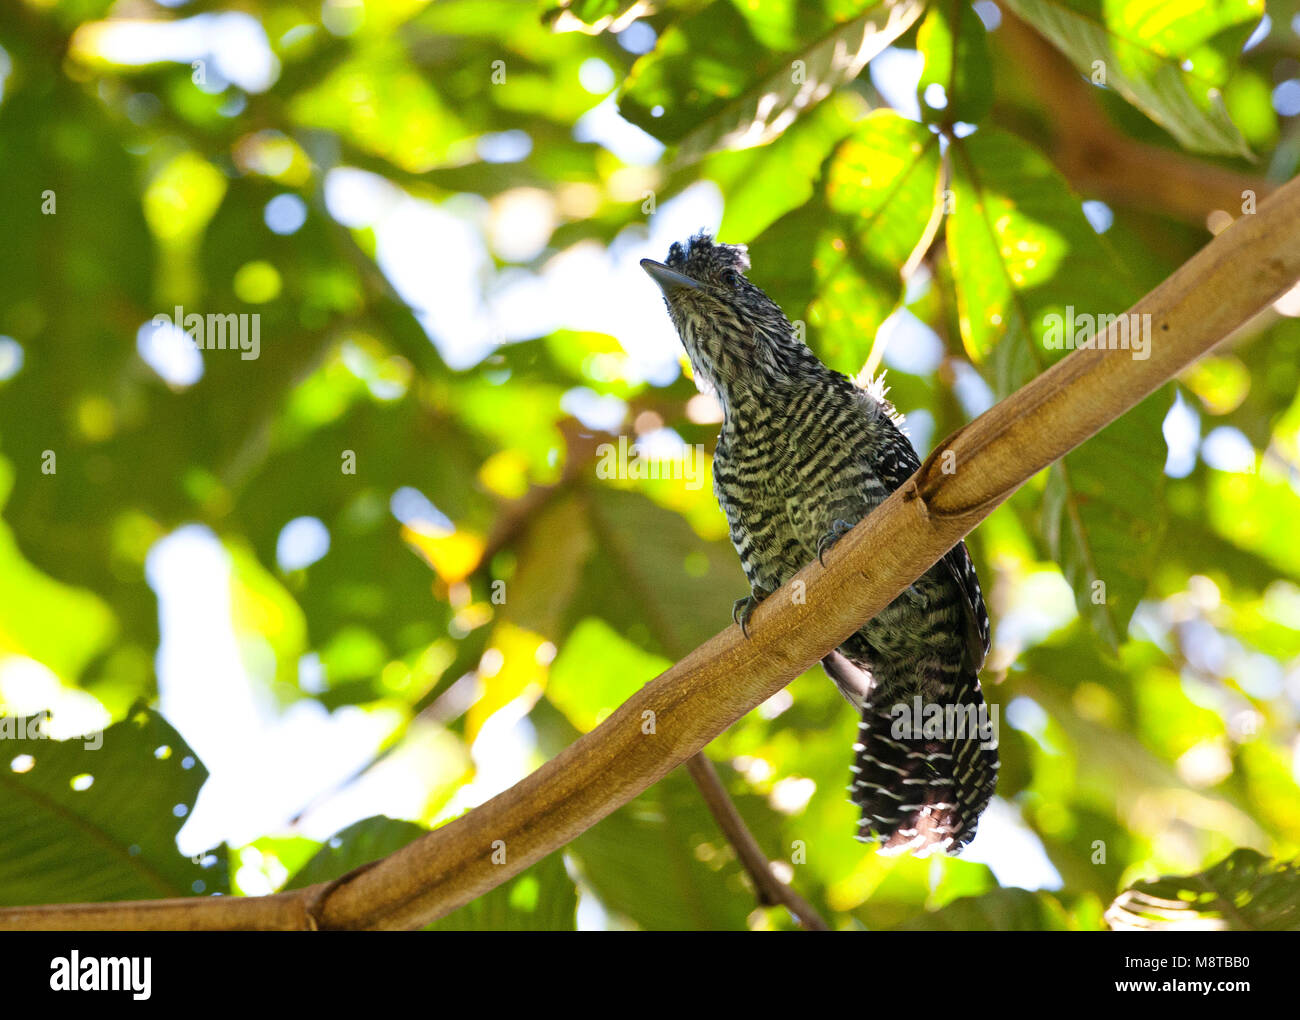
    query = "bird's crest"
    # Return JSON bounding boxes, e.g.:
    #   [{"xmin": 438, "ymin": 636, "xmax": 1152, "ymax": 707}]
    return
[{"xmin": 665, "ymin": 231, "xmax": 750, "ymax": 283}]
